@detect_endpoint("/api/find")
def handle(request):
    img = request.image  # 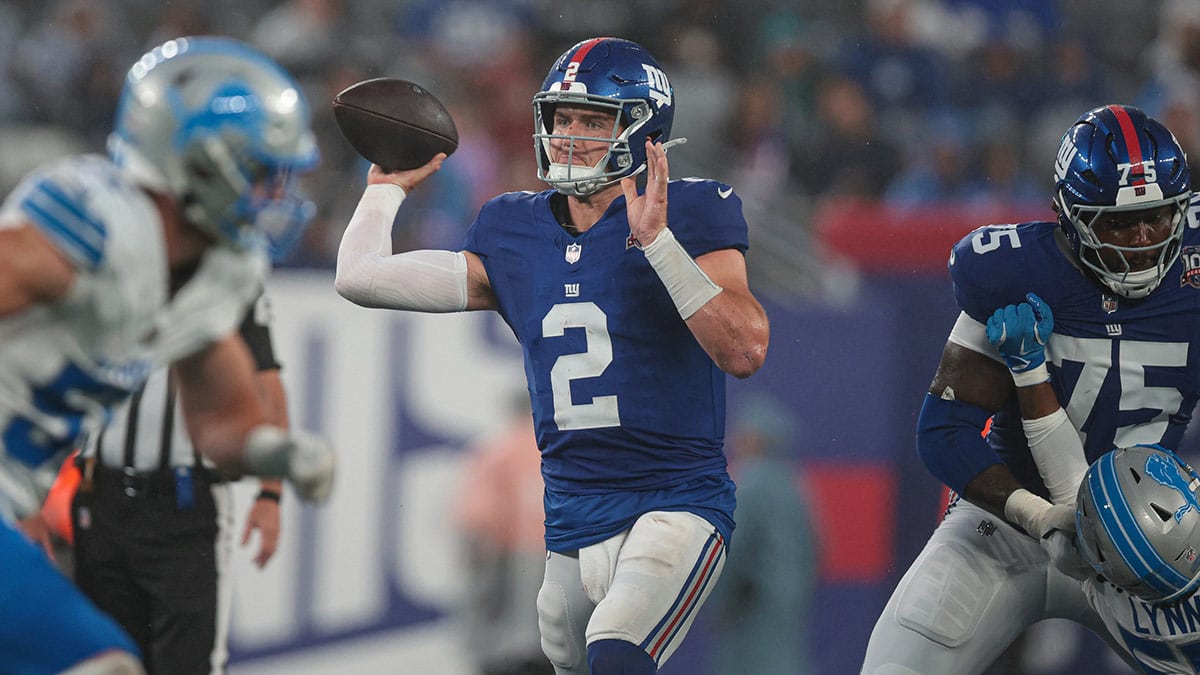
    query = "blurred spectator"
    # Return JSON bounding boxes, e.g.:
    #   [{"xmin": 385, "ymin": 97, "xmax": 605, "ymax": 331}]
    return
[
  {"xmin": 883, "ymin": 112, "xmax": 978, "ymax": 207},
  {"xmin": 9, "ymin": 0, "xmax": 127, "ymax": 148},
  {"xmin": 952, "ymin": 37, "xmax": 1047, "ymax": 130},
  {"xmin": 453, "ymin": 394, "xmax": 552, "ymax": 675},
  {"xmin": 0, "ymin": 3, "xmax": 28, "ymax": 121},
  {"xmin": 935, "ymin": 0, "xmax": 1062, "ymax": 54},
  {"xmin": 966, "ymin": 135, "xmax": 1046, "ymax": 211},
  {"xmin": 754, "ymin": 9, "xmax": 829, "ymax": 142},
  {"xmin": 706, "ymin": 392, "xmax": 817, "ymax": 675},
  {"xmin": 1044, "ymin": 34, "xmax": 1109, "ymax": 108},
  {"xmin": 1137, "ymin": 0, "xmax": 1200, "ymax": 168},
  {"xmin": 791, "ymin": 74, "xmax": 902, "ymax": 201},
  {"xmin": 661, "ymin": 24, "xmax": 737, "ymax": 178},
  {"xmin": 250, "ymin": 0, "xmax": 348, "ymax": 82},
  {"xmin": 1157, "ymin": 83, "xmax": 1200, "ymax": 169},
  {"xmin": 1141, "ymin": 0, "xmax": 1200, "ymax": 100},
  {"xmin": 834, "ymin": 0, "xmax": 950, "ymax": 135},
  {"xmin": 728, "ymin": 77, "xmax": 795, "ymax": 205},
  {"xmin": 142, "ymin": 0, "xmax": 215, "ymax": 48}
]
